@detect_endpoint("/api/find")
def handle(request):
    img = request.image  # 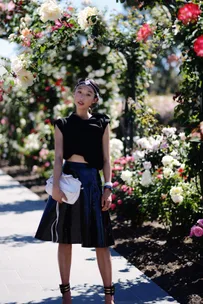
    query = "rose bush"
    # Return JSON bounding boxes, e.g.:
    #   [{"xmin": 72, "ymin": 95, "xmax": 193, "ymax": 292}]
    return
[{"xmin": 110, "ymin": 126, "xmax": 202, "ymax": 232}]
